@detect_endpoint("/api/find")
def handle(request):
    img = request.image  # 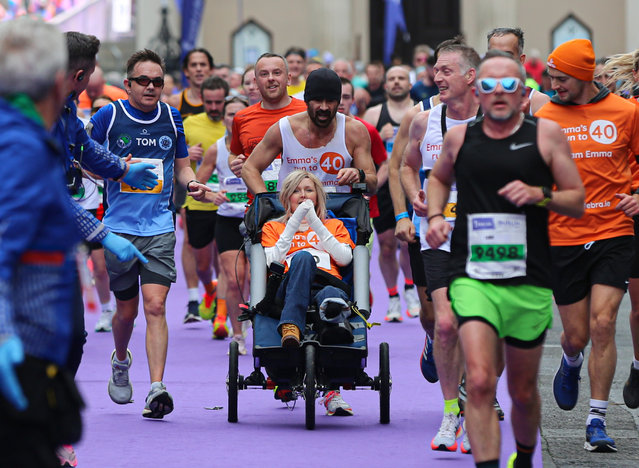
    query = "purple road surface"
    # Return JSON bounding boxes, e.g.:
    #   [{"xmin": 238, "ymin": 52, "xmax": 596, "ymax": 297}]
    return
[{"xmin": 74, "ymin": 229, "xmax": 542, "ymax": 467}]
